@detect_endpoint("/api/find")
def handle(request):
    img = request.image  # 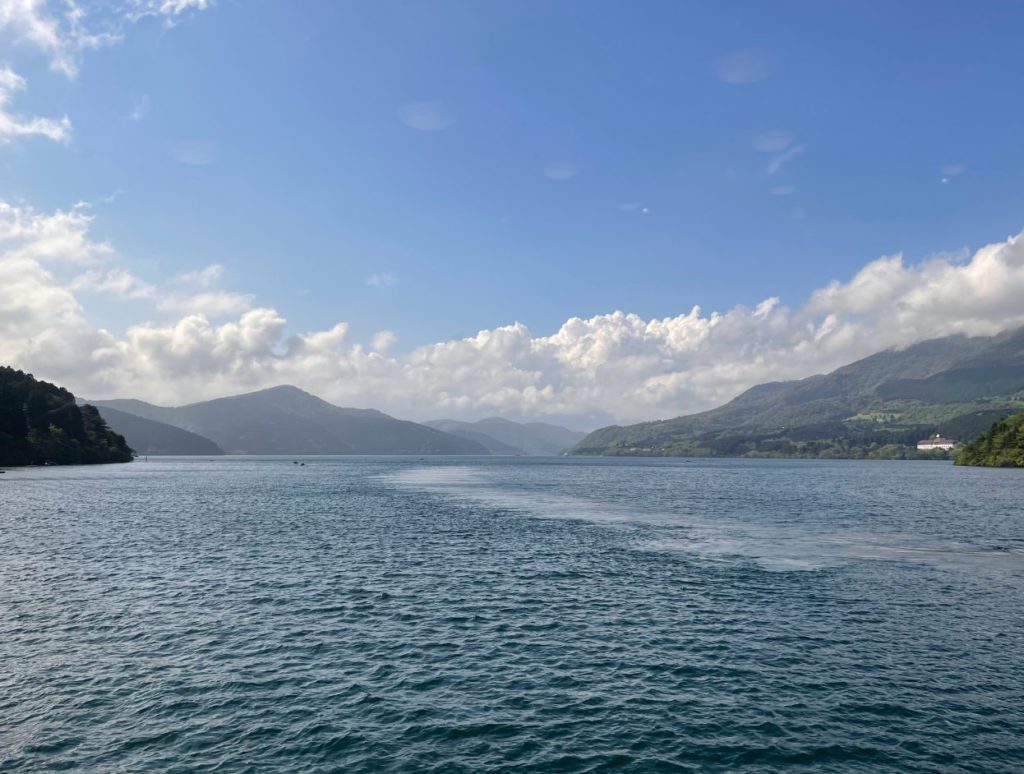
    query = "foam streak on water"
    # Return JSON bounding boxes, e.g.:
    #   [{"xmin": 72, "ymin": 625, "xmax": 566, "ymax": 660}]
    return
[{"xmin": 1, "ymin": 456, "xmax": 1022, "ymax": 771}]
